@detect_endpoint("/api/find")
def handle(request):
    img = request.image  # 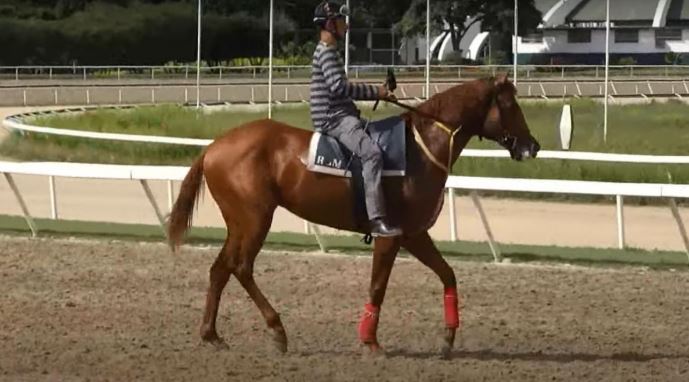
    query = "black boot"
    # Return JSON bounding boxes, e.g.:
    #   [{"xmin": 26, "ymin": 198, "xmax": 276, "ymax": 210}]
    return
[{"xmin": 370, "ymin": 217, "xmax": 402, "ymax": 237}]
